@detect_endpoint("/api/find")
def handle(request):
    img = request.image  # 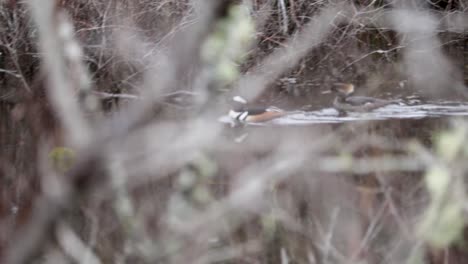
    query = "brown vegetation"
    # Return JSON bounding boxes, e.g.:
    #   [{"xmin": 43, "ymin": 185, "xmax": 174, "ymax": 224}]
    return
[{"xmin": 0, "ymin": 0, "xmax": 468, "ymax": 263}]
